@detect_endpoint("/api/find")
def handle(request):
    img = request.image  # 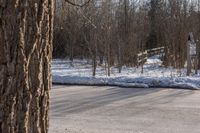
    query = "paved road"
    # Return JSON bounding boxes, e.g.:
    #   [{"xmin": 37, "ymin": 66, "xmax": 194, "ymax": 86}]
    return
[{"xmin": 49, "ymin": 85, "xmax": 200, "ymax": 133}]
